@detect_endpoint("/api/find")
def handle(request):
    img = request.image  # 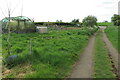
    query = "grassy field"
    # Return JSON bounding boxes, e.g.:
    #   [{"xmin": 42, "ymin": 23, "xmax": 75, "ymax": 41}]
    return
[
  {"xmin": 94, "ymin": 30, "xmax": 116, "ymax": 78},
  {"xmin": 105, "ymin": 26, "xmax": 118, "ymax": 52},
  {"xmin": 2, "ymin": 27, "xmax": 98, "ymax": 78},
  {"xmin": 97, "ymin": 22, "xmax": 113, "ymax": 26}
]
